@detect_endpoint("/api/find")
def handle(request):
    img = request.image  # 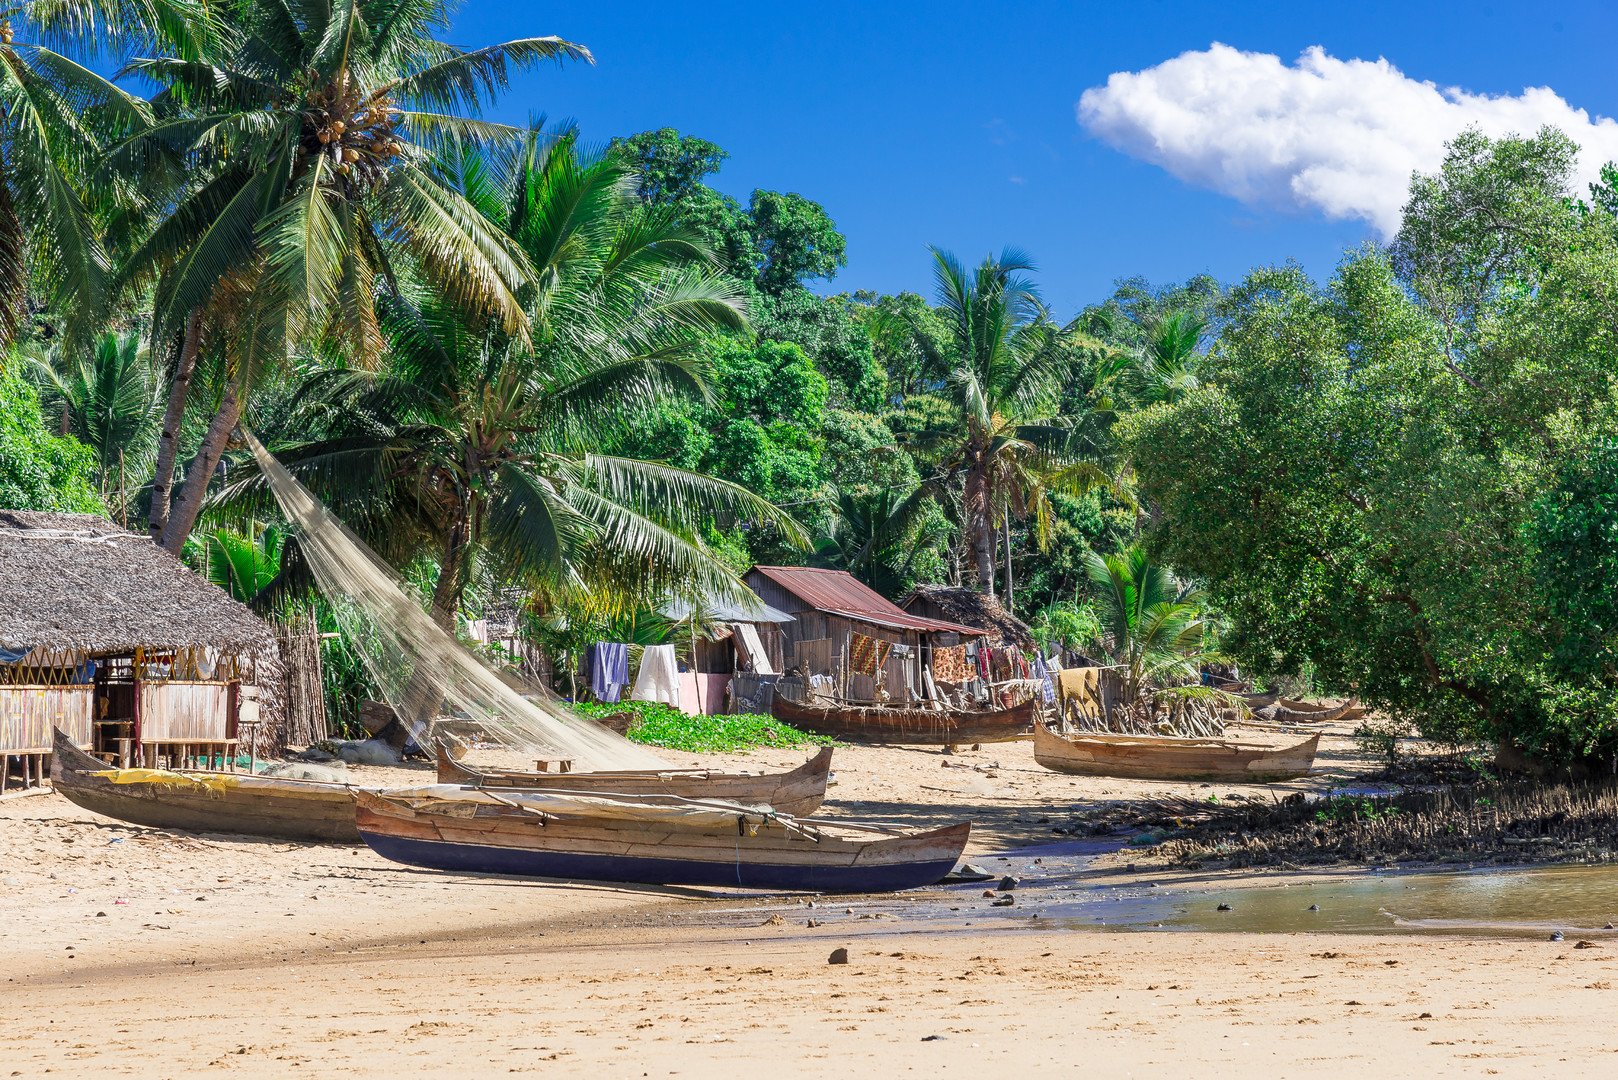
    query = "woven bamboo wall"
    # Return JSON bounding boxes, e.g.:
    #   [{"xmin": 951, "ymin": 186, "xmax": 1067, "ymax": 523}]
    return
[
  {"xmin": 139, "ymin": 681, "xmax": 230, "ymax": 742},
  {"xmin": 0, "ymin": 686, "xmax": 94, "ymax": 752}
]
